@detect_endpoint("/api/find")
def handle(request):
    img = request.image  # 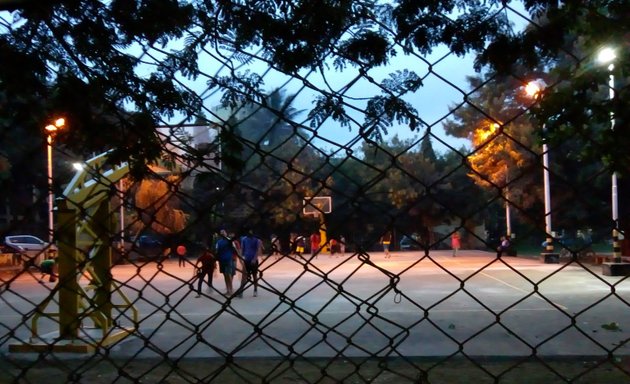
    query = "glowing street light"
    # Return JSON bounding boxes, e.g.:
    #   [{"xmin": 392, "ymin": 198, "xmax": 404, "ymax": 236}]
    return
[
  {"xmin": 525, "ymin": 81, "xmax": 553, "ymax": 253},
  {"xmin": 597, "ymin": 47, "xmax": 621, "ymax": 262},
  {"xmin": 45, "ymin": 117, "xmax": 65, "ymax": 243}
]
